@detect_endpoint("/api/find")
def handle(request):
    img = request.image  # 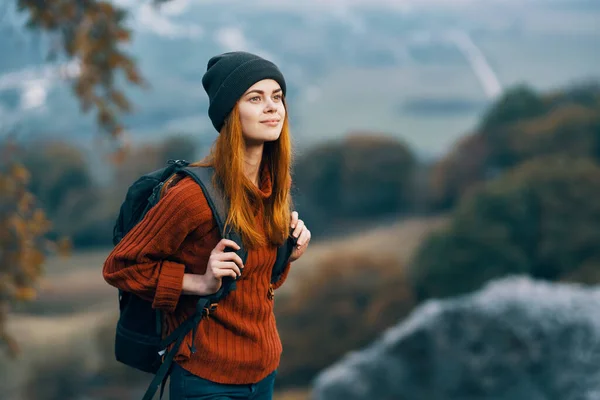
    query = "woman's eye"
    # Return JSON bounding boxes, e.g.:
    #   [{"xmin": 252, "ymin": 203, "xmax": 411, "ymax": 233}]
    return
[
  {"xmin": 249, "ymin": 96, "xmax": 261, "ymax": 102},
  {"xmin": 273, "ymin": 94, "xmax": 282, "ymax": 101}
]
